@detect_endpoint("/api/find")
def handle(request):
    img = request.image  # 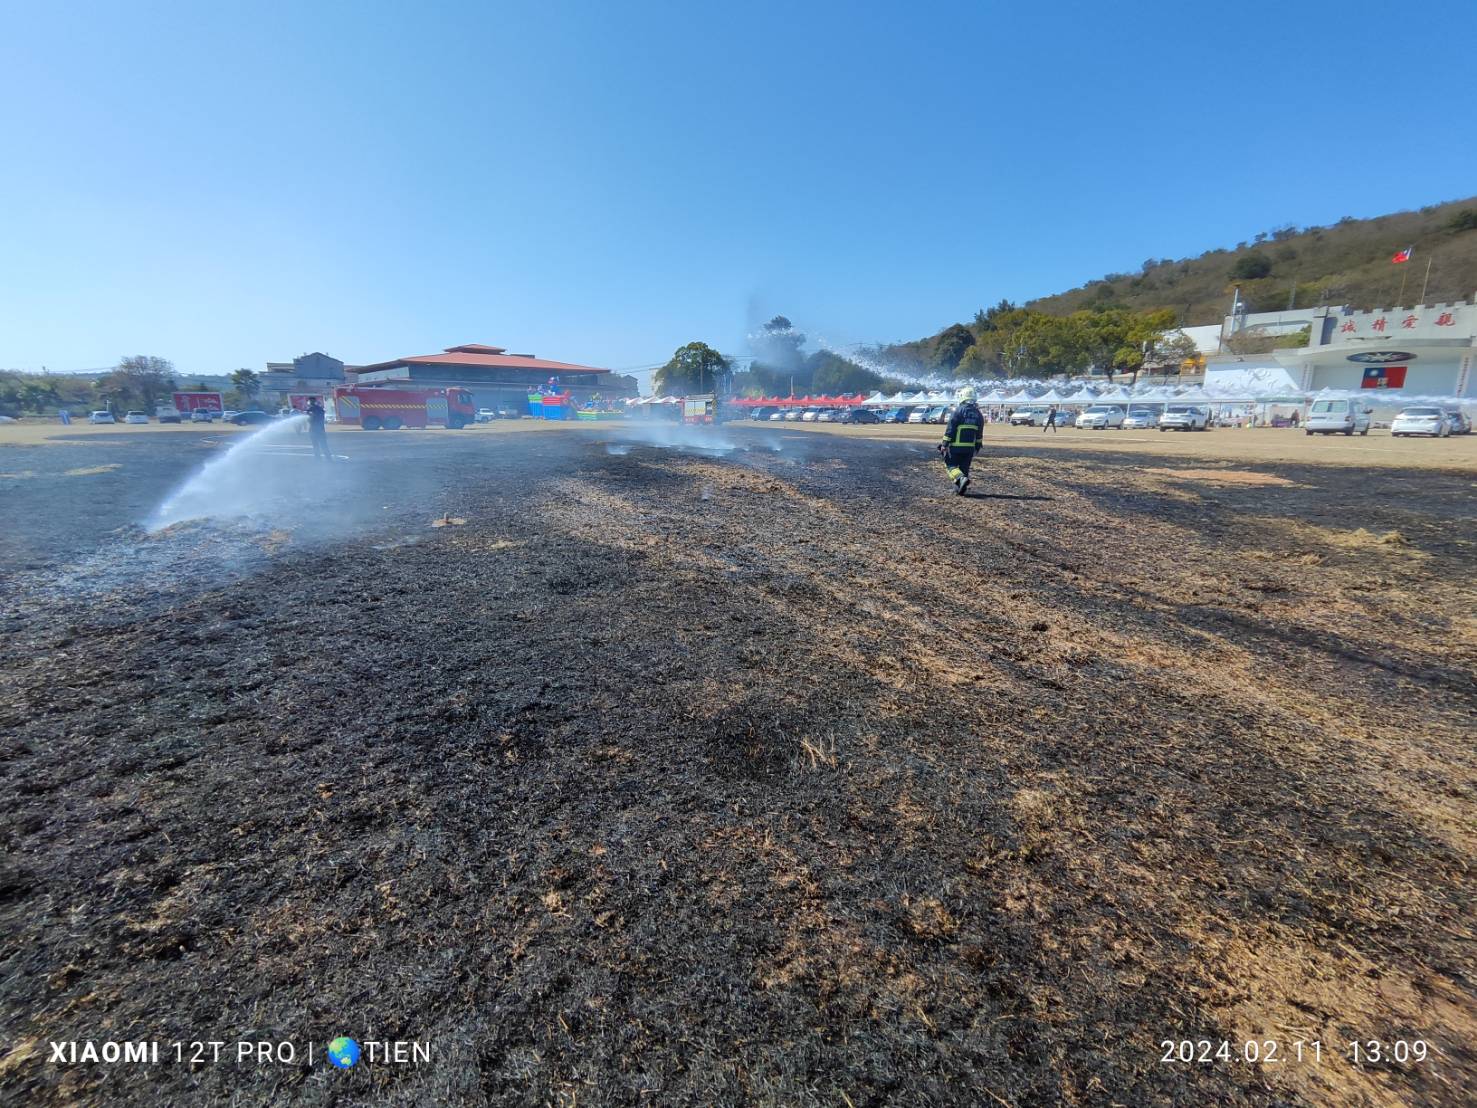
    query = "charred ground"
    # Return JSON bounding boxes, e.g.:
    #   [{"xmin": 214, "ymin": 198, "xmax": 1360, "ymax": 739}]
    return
[{"xmin": 1, "ymin": 426, "xmax": 1474, "ymax": 1106}]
